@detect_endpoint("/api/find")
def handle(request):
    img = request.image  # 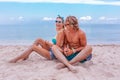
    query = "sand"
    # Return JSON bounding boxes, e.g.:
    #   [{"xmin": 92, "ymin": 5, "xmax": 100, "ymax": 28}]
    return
[{"xmin": 0, "ymin": 45, "xmax": 120, "ymax": 80}]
